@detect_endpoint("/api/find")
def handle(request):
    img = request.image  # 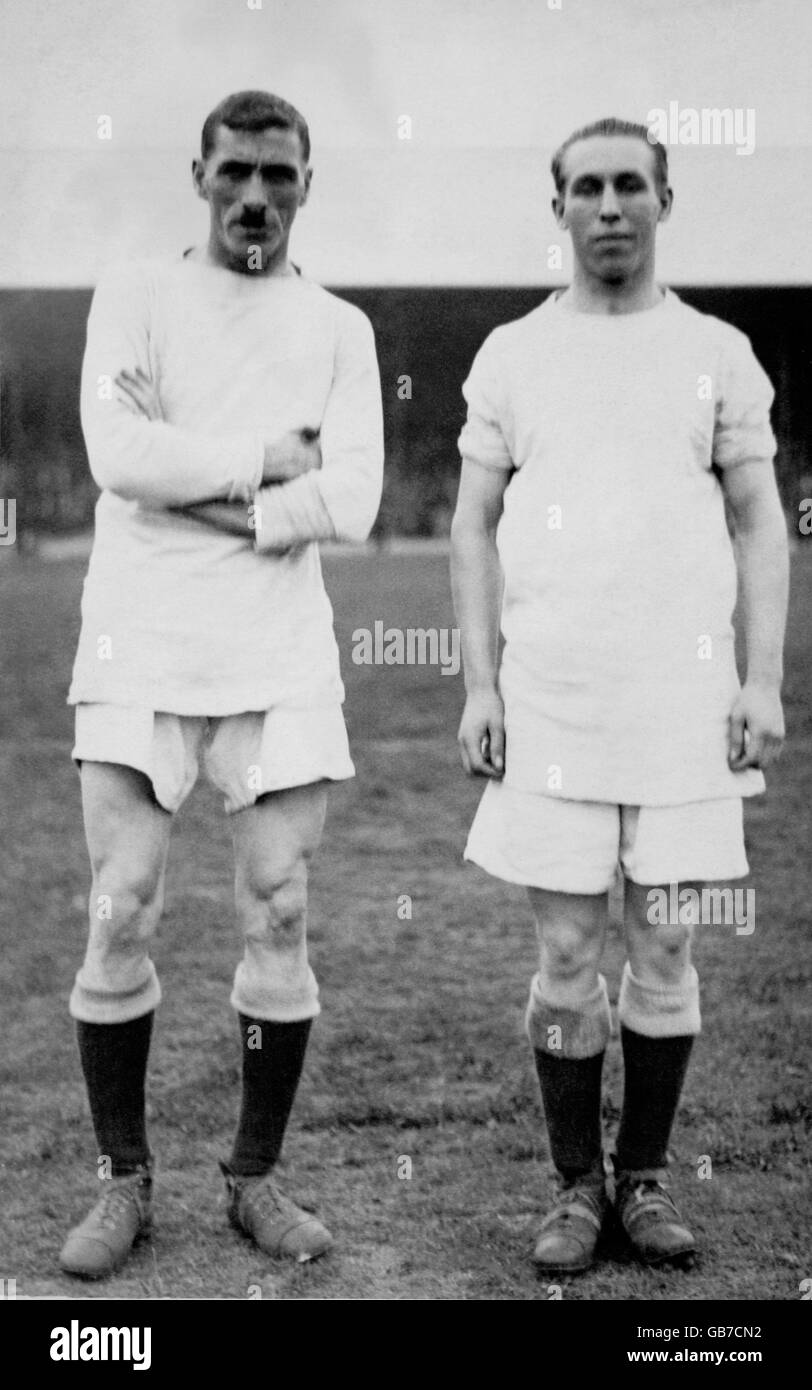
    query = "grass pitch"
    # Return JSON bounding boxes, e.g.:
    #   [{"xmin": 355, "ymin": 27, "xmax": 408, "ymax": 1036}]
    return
[{"xmin": 0, "ymin": 545, "xmax": 810, "ymax": 1301}]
